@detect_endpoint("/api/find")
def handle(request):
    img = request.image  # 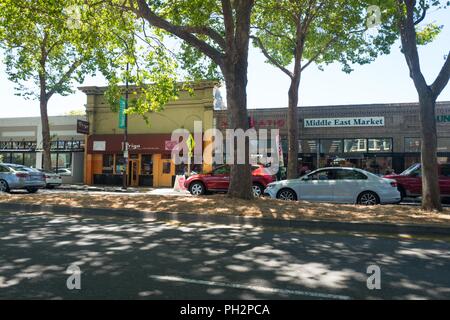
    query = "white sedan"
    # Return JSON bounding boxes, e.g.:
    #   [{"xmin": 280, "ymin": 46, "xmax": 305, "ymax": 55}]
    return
[{"xmin": 264, "ymin": 167, "xmax": 401, "ymax": 205}]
